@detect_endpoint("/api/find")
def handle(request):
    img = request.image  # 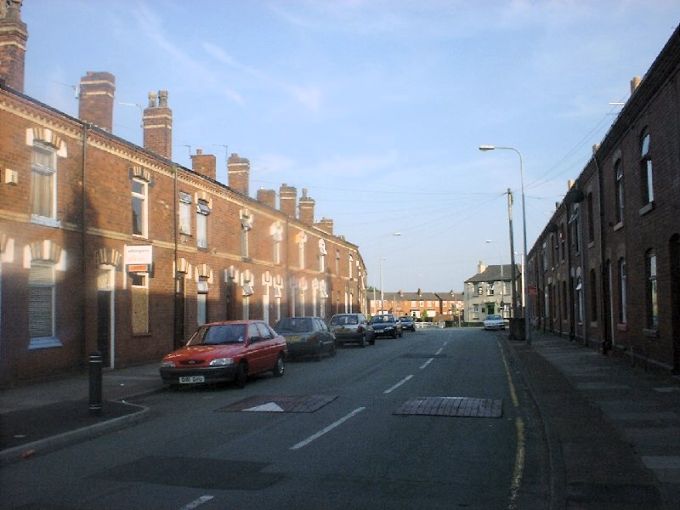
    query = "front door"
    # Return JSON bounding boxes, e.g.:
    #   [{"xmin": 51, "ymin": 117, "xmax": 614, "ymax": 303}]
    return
[
  {"xmin": 96, "ymin": 268, "xmax": 115, "ymax": 368},
  {"xmin": 174, "ymin": 276, "xmax": 185, "ymax": 349}
]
